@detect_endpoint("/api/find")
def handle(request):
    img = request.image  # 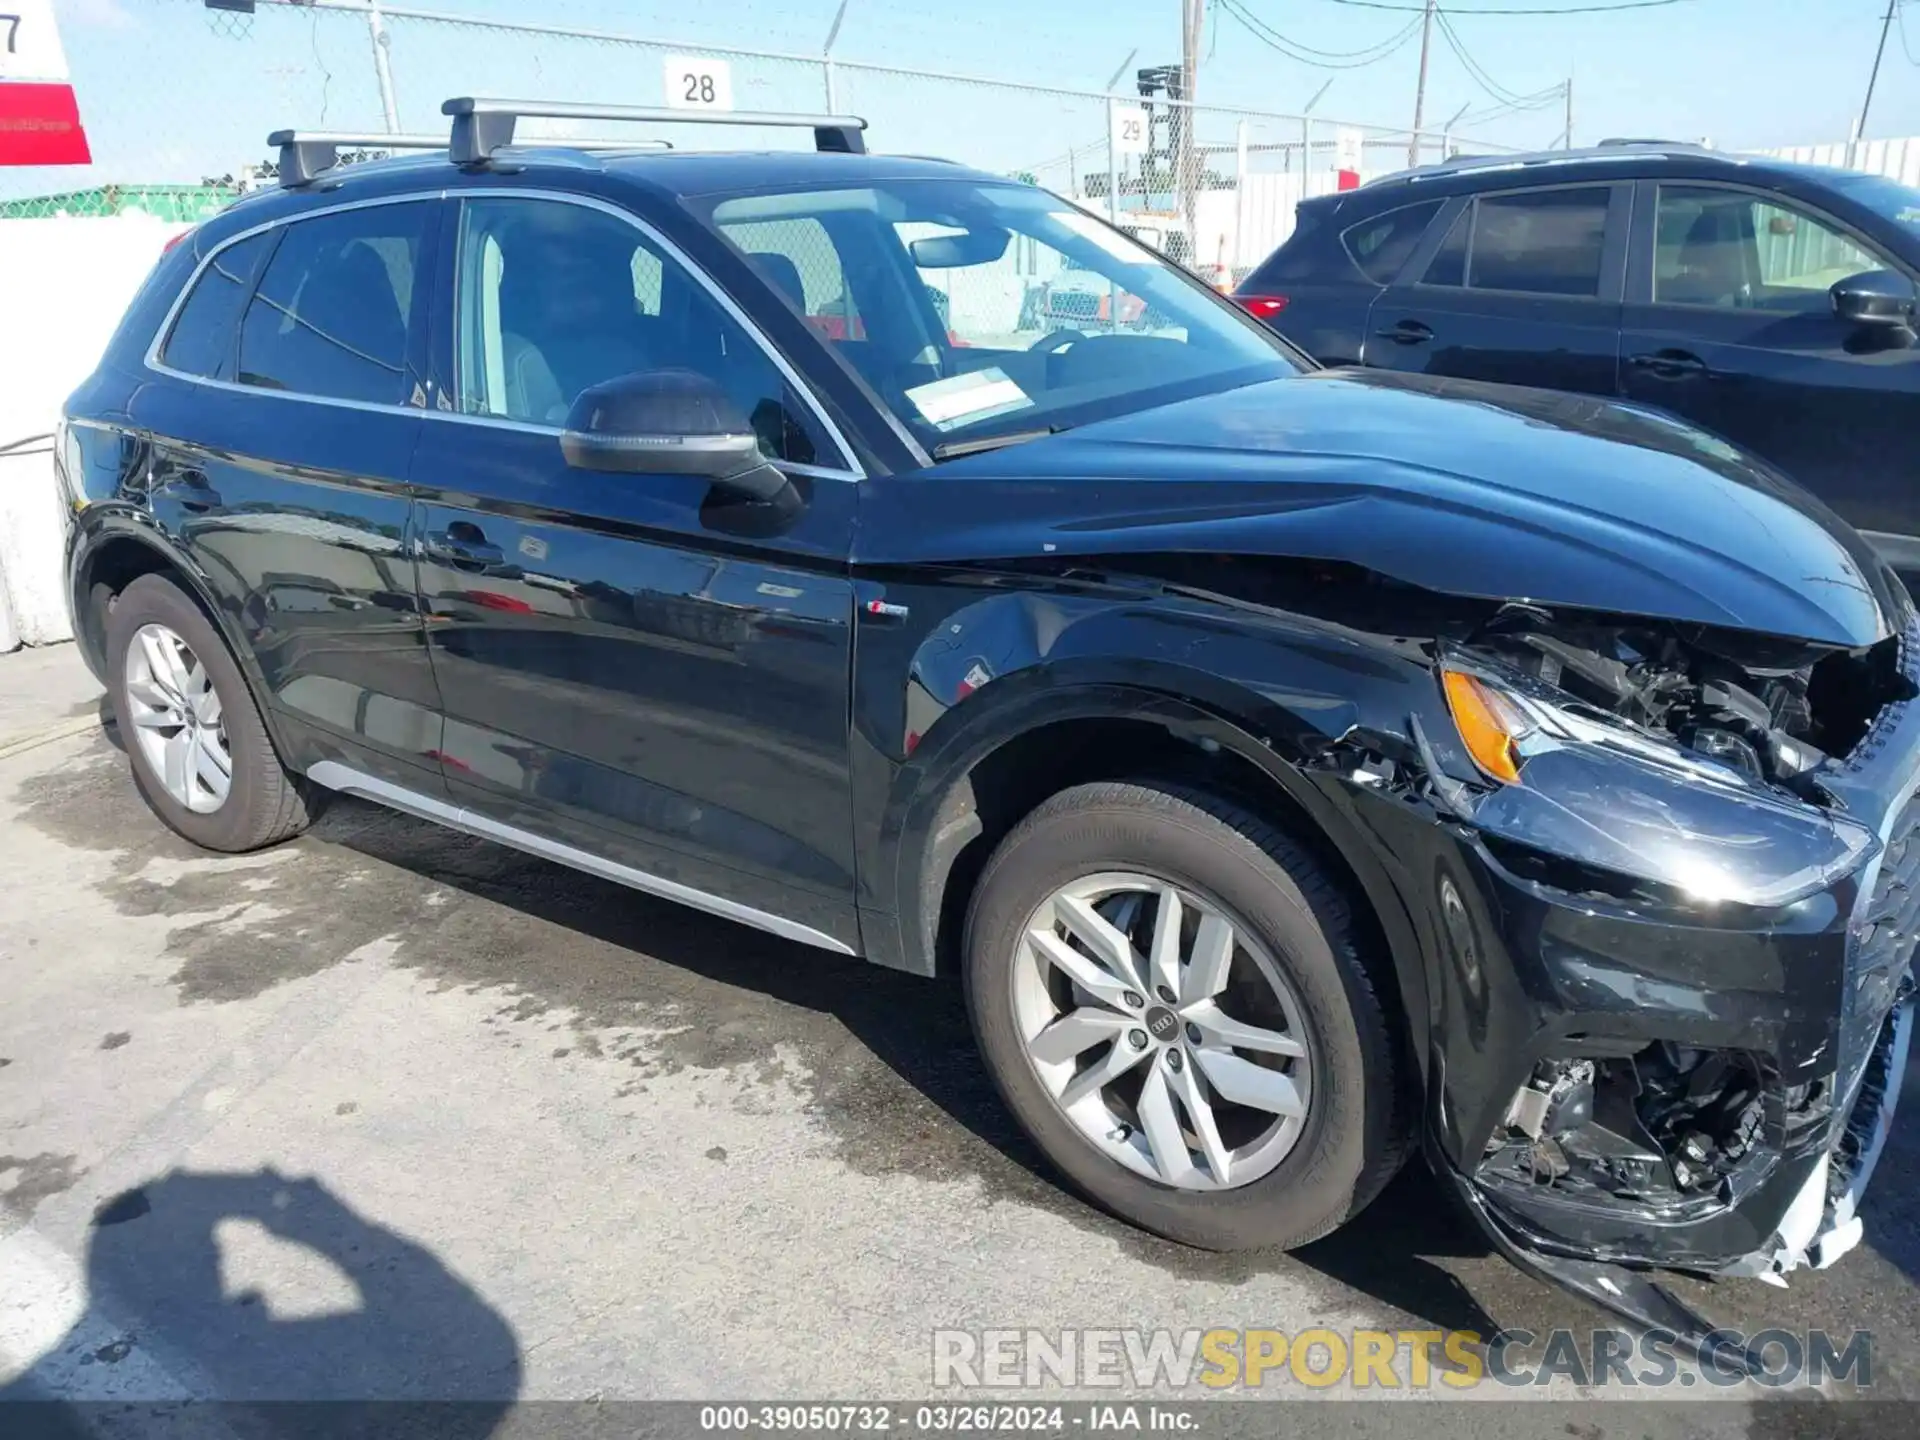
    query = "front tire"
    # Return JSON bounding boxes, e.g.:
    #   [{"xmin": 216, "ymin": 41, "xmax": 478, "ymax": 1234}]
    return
[
  {"xmin": 106, "ymin": 574, "xmax": 313, "ymax": 853},
  {"xmin": 963, "ymin": 779, "xmax": 1408, "ymax": 1251}
]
